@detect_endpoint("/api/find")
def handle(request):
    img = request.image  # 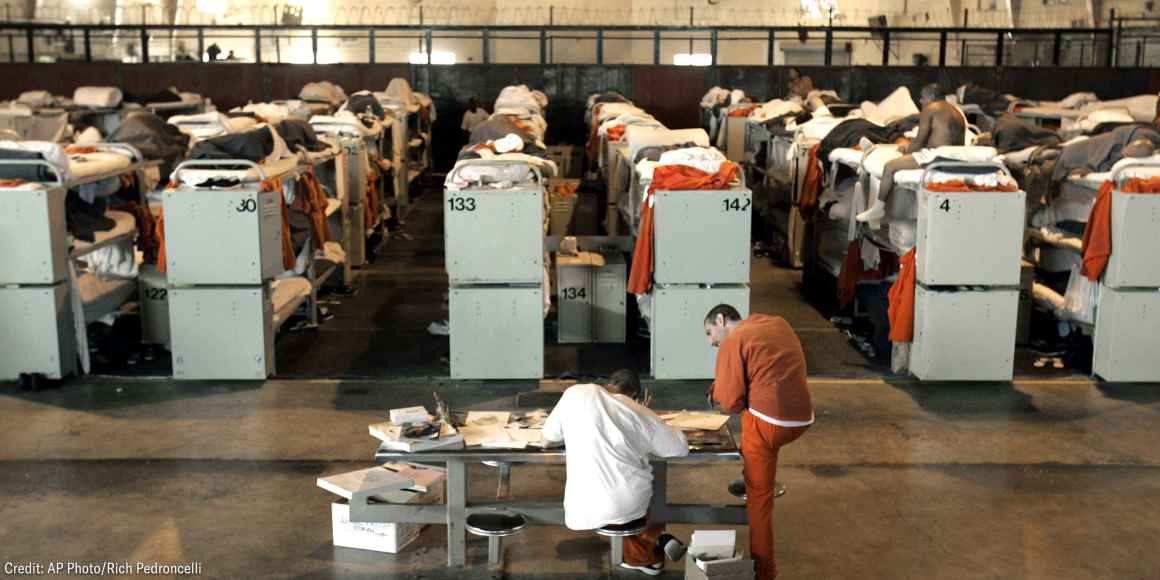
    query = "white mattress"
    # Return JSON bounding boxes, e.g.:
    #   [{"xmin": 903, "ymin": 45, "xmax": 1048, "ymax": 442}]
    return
[
  {"xmin": 829, "ymin": 147, "xmax": 863, "ymax": 168},
  {"xmin": 146, "ymin": 94, "xmax": 202, "ymax": 111},
  {"xmin": 176, "ymin": 156, "xmax": 299, "ymax": 187},
  {"xmin": 310, "ymin": 115, "xmax": 382, "ymax": 138},
  {"xmin": 72, "ymin": 210, "xmax": 136, "ymax": 256},
  {"xmin": 271, "ymin": 276, "xmax": 312, "ymax": 328},
  {"xmin": 69, "ymin": 152, "xmax": 132, "ymax": 180},
  {"xmin": 77, "ymin": 272, "xmax": 135, "ymax": 322},
  {"xmin": 1071, "ymin": 154, "xmax": 1160, "ymax": 189},
  {"xmin": 301, "ymin": 145, "xmax": 339, "ymax": 165},
  {"xmin": 998, "ymin": 145, "xmax": 1040, "ymax": 169},
  {"xmin": 325, "ymin": 198, "xmax": 341, "ymax": 217}
]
